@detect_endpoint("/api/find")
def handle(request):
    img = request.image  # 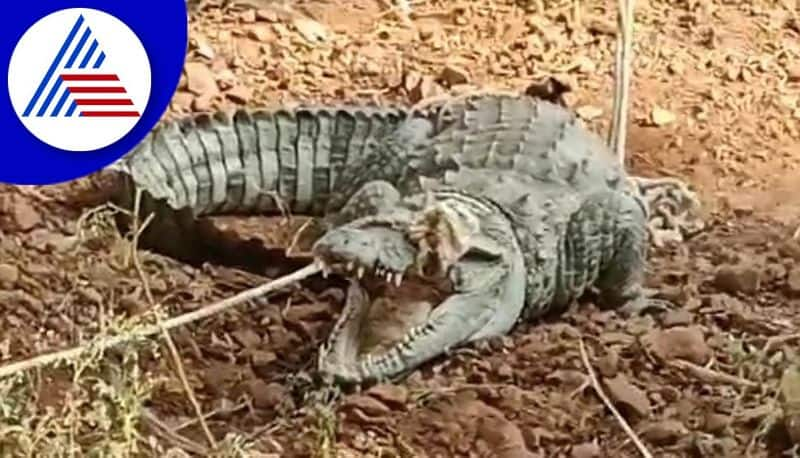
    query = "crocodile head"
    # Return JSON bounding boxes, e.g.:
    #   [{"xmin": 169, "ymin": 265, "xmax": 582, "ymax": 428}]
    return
[{"xmin": 311, "ymin": 189, "xmax": 526, "ymax": 385}]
